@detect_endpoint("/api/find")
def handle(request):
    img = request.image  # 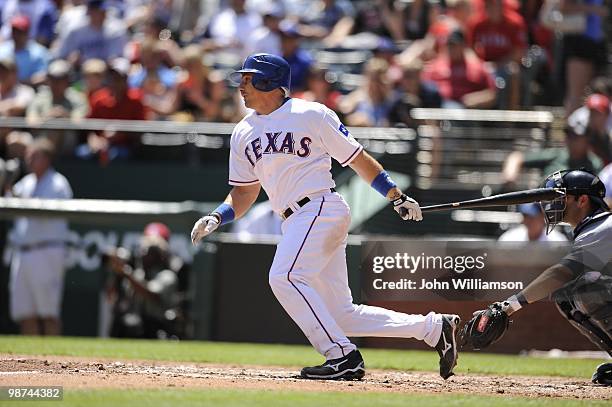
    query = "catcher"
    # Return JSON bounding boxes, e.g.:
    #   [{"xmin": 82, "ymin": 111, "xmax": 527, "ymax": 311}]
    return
[{"xmin": 461, "ymin": 169, "xmax": 612, "ymax": 386}]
